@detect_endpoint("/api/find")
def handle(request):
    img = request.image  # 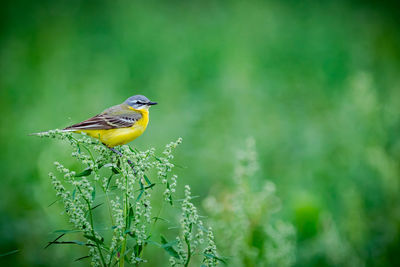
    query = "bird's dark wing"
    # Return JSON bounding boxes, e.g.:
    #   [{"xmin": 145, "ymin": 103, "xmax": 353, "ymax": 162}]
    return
[{"xmin": 64, "ymin": 111, "xmax": 142, "ymax": 130}]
